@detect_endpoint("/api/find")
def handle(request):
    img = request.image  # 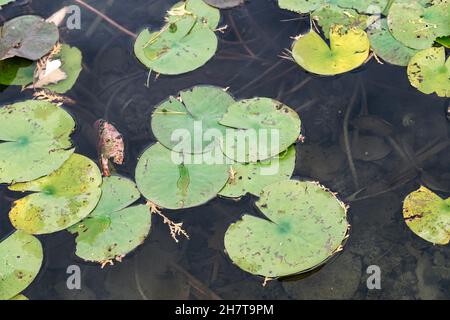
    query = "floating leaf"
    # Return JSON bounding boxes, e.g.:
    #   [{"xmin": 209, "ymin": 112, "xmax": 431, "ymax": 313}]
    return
[
  {"xmin": 180, "ymin": 0, "xmax": 221, "ymax": 30},
  {"xmin": 0, "ymin": 15, "xmax": 59, "ymax": 60},
  {"xmin": 407, "ymin": 47, "xmax": 450, "ymax": 97},
  {"xmin": 152, "ymin": 86, "xmax": 235, "ymax": 154},
  {"xmin": 69, "ymin": 175, "xmax": 151, "ymax": 263},
  {"xmin": 403, "ymin": 186, "xmax": 450, "ymax": 245},
  {"xmin": 388, "ymin": 0, "xmax": 450, "ymax": 50},
  {"xmin": 292, "ymin": 25, "xmax": 370, "ymax": 76},
  {"xmin": 0, "ymin": 0, "xmax": 14, "ymax": 8},
  {"xmin": 368, "ymin": 18, "xmax": 419, "ymax": 66},
  {"xmin": 0, "ymin": 100, "xmax": 75, "ymax": 184},
  {"xmin": 9, "ymin": 153, "xmax": 102, "ymax": 235},
  {"xmin": 135, "ymin": 143, "xmax": 228, "ymax": 209},
  {"xmin": 278, "ymin": 0, "xmax": 324, "ymax": 13},
  {"xmin": 0, "ymin": 57, "xmax": 35, "ymax": 86},
  {"xmin": 220, "ymin": 97, "xmax": 301, "ymax": 163},
  {"xmin": 204, "ymin": 0, "xmax": 245, "ymax": 9},
  {"xmin": 0, "ymin": 231, "xmax": 43, "ymax": 300},
  {"xmin": 9, "ymin": 294, "xmax": 29, "ymax": 300},
  {"xmin": 219, "ymin": 145, "xmax": 296, "ymax": 198},
  {"xmin": 436, "ymin": 36, "xmax": 450, "ymax": 48},
  {"xmin": 335, "ymin": 0, "xmax": 388, "ymax": 14},
  {"xmin": 224, "ymin": 180, "xmax": 349, "ymax": 278}
]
